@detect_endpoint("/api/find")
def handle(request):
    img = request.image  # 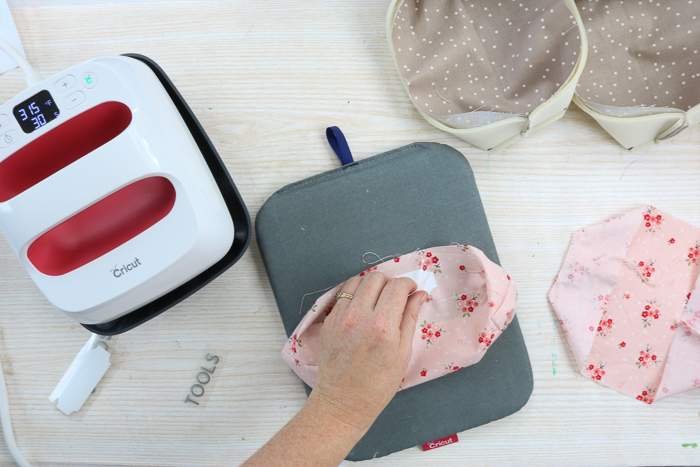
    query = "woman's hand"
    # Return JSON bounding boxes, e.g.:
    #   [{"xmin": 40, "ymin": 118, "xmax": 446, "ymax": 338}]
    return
[
  {"xmin": 310, "ymin": 272, "xmax": 428, "ymax": 431},
  {"xmin": 243, "ymin": 272, "xmax": 427, "ymax": 467}
]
